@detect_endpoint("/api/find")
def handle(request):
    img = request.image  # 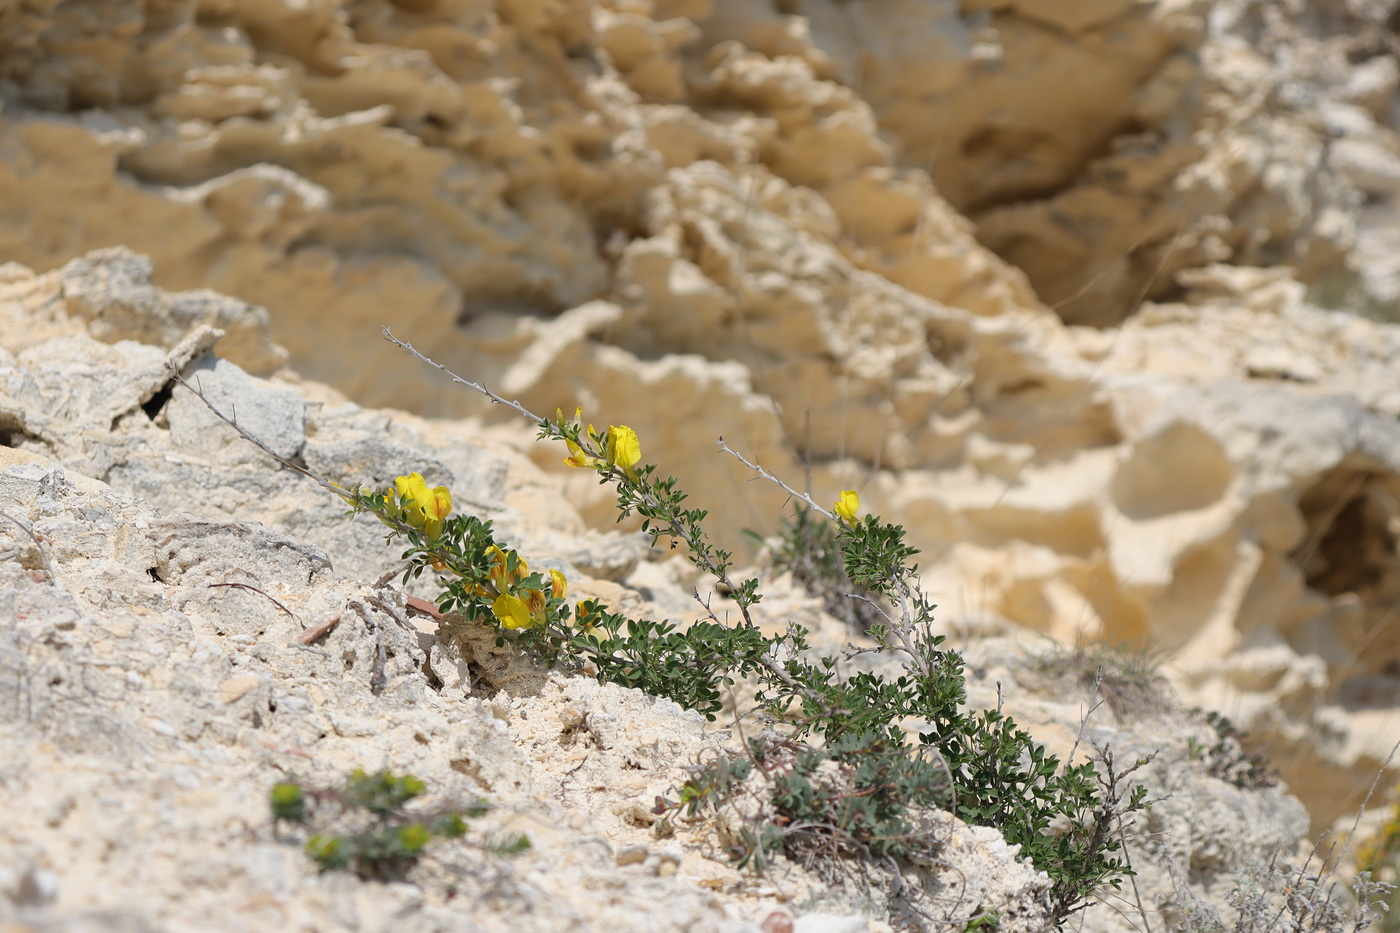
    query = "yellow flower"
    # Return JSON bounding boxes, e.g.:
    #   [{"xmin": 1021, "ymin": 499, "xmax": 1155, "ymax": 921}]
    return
[
  {"xmin": 557, "ymin": 408, "xmax": 641, "ymax": 479},
  {"xmin": 834, "ymin": 489, "xmax": 859, "ymax": 524},
  {"xmin": 378, "ymin": 491, "xmax": 400, "ymax": 522},
  {"xmin": 563, "ymin": 436, "xmax": 601, "ymax": 469},
  {"xmin": 486, "ymin": 545, "xmax": 507, "ymax": 582},
  {"xmin": 492, "ymin": 593, "xmax": 534, "ymax": 630},
  {"xmin": 394, "ymin": 472, "xmax": 429, "ymax": 505},
  {"xmin": 559, "ymin": 407, "xmax": 601, "ymax": 469},
  {"xmin": 549, "ymin": 568, "xmax": 567, "ymax": 599},
  {"xmin": 487, "ymin": 545, "xmax": 528, "ymax": 586},
  {"xmin": 604, "ymin": 425, "xmax": 640, "ymax": 479},
  {"xmin": 393, "ymin": 473, "xmax": 452, "ymax": 541}
]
